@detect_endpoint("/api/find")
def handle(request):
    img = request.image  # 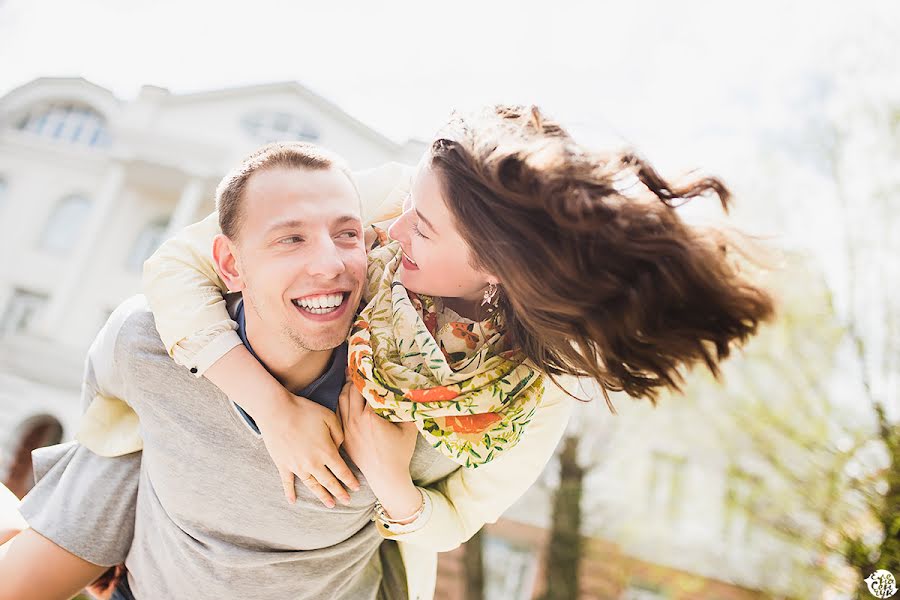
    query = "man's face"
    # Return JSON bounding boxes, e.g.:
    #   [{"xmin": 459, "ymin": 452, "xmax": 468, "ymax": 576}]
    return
[{"xmin": 228, "ymin": 167, "xmax": 366, "ymax": 352}]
